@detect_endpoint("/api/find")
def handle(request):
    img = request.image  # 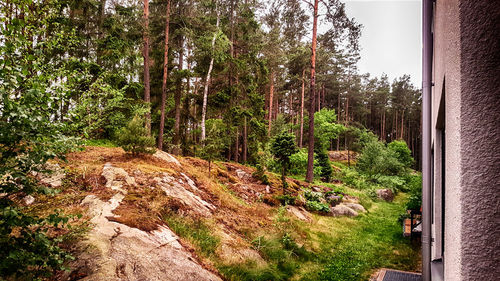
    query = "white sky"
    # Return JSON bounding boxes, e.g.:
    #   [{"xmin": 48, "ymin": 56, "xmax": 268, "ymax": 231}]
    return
[{"xmin": 343, "ymin": 0, "xmax": 422, "ymax": 87}]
